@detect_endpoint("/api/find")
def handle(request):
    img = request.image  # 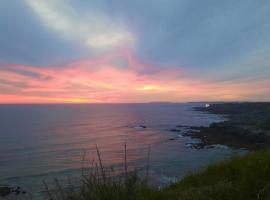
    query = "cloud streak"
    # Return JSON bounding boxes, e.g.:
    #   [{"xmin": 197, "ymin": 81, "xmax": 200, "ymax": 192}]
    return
[
  {"xmin": 1, "ymin": 49, "xmax": 269, "ymax": 103},
  {"xmin": 26, "ymin": 0, "xmax": 134, "ymax": 51}
]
